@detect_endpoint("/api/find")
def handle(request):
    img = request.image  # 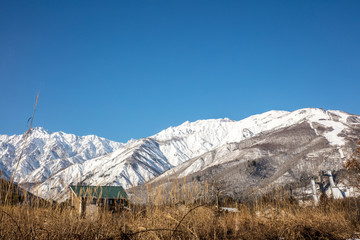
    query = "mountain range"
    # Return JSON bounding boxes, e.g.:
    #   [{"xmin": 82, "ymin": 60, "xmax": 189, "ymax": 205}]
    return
[{"xmin": 0, "ymin": 108, "xmax": 359, "ymax": 201}]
